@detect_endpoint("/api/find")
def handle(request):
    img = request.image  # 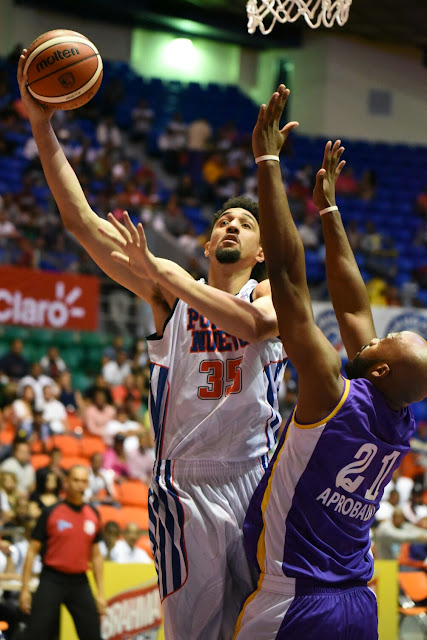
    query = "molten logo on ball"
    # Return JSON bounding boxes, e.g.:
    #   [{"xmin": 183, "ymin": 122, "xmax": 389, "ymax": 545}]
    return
[
  {"xmin": 58, "ymin": 72, "xmax": 75, "ymax": 89},
  {"xmin": 36, "ymin": 47, "xmax": 80, "ymax": 73}
]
